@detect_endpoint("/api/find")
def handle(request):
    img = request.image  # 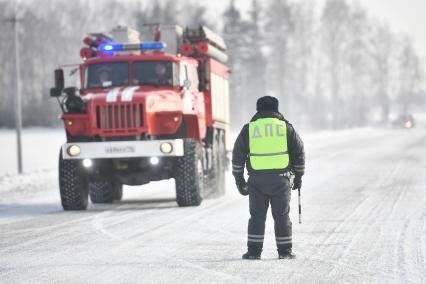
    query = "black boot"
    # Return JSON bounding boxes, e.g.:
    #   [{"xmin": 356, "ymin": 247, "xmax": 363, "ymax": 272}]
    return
[
  {"xmin": 242, "ymin": 251, "xmax": 261, "ymax": 260},
  {"xmin": 278, "ymin": 249, "xmax": 296, "ymax": 259}
]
